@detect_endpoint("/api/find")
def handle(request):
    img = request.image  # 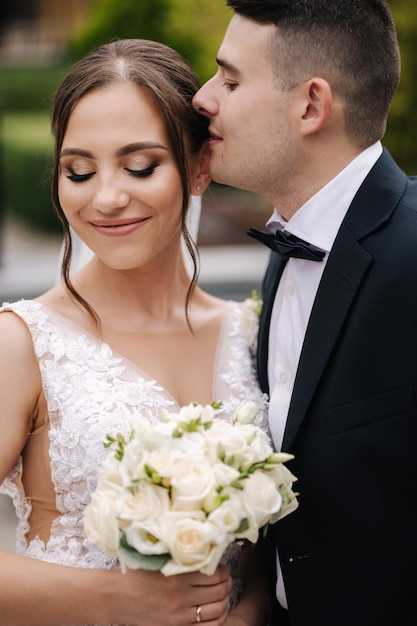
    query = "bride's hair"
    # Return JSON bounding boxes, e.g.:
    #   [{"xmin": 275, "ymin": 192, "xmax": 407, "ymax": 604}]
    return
[{"xmin": 51, "ymin": 38, "xmax": 209, "ymax": 326}]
